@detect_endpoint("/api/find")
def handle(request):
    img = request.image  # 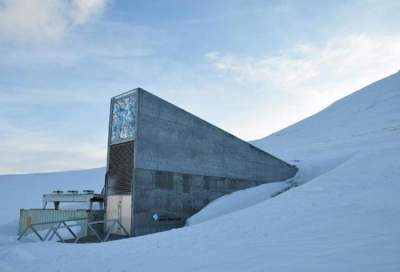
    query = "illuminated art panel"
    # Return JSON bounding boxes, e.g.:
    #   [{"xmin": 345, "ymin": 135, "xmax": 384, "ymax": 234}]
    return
[{"xmin": 111, "ymin": 92, "xmax": 136, "ymax": 144}]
